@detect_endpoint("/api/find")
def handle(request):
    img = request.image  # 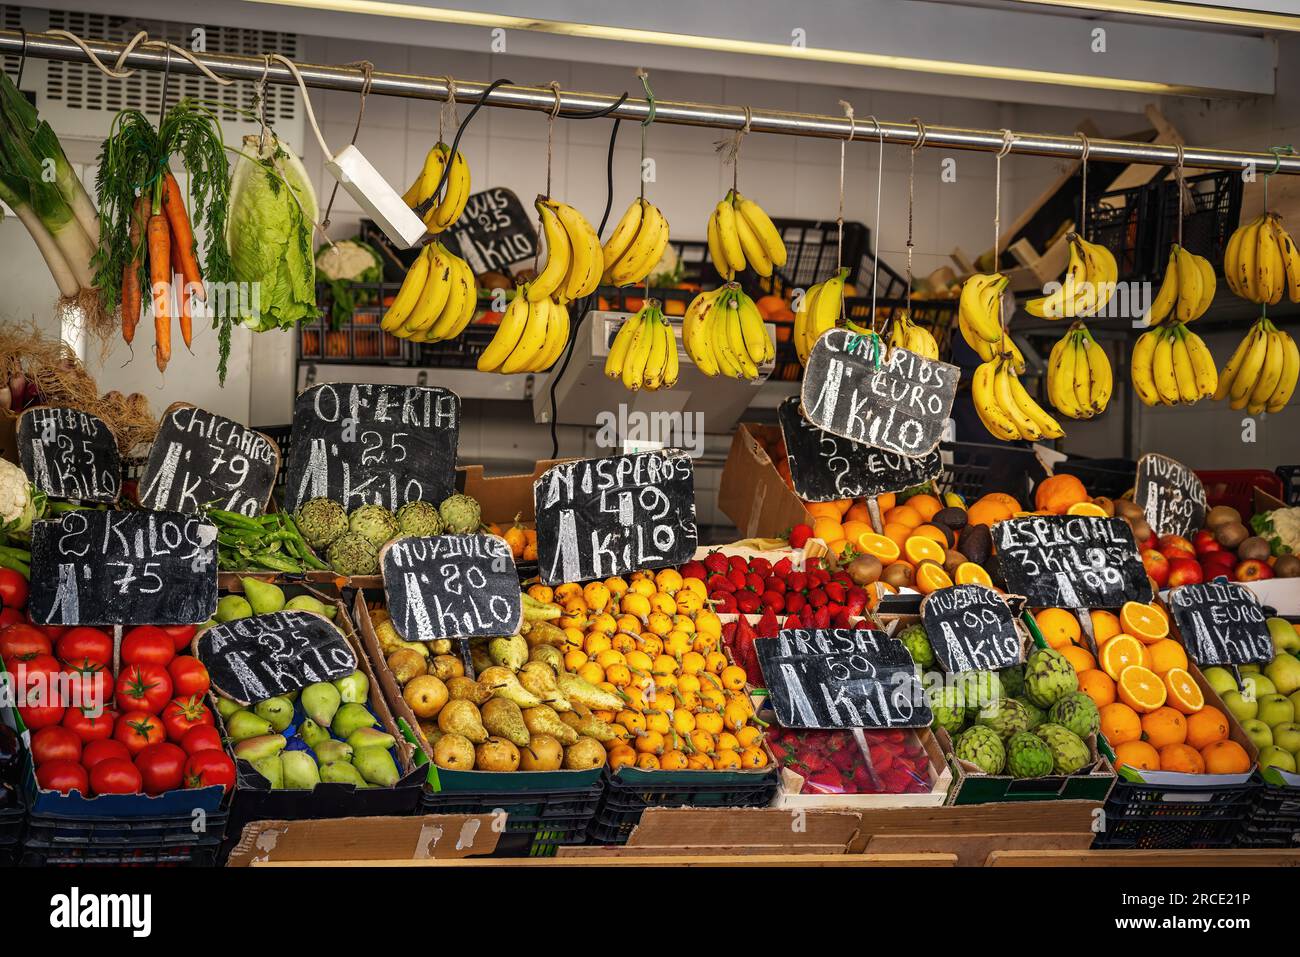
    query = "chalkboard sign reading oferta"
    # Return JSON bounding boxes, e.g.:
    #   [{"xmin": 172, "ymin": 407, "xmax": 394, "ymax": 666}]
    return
[
  {"xmin": 443, "ymin": 187, "xmax": 538, "ymax": 275},
  {"xmin": 1135, "ymin": 452, "xmax": 1207, "ymax": 539},
  {"xmin": 381, "ymin": 534, "xmax": 522, "ymax": 641},
  {"xmin": 138, "ymin": 403, "xmax": 280, "ymax": 516},
  {"xmin": 777, "ymin": 396, "xmax": 941, "ymax": 502},
  {"xmin": 754, "ymin": 628, "xmax": 931, "ymax": 730},
  {"xmin": 284, "ymin": 383, "xmax": 460, "ymax": 513},
  {"xmin": 28, "ymin": 509, "xmax": 218, "ymax": 626},
  {"xmin": 992, "ymin": 515, "xmax": 1151, "ymax": 610},
  {"xmin": 1166, "ymin": 580, "xmax": 1273, "ymax": 666},
  {"xmin": 921, "ymin": 584, "xmax": 1023, "ymax": 673},
  {"xmin": 17, "ymin": 406, "xmax": 121, "ymax": 503},
  {"xmin": 534, "ymin": 450, "xmax": 697, "ymax": 586},
  {"xmin": 197, "ymin": 611, "xmax": 357, "ymax": 705},
  {"xmin": 801, "ymin": 330, "xmax": 959, "ymax": 457}
]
